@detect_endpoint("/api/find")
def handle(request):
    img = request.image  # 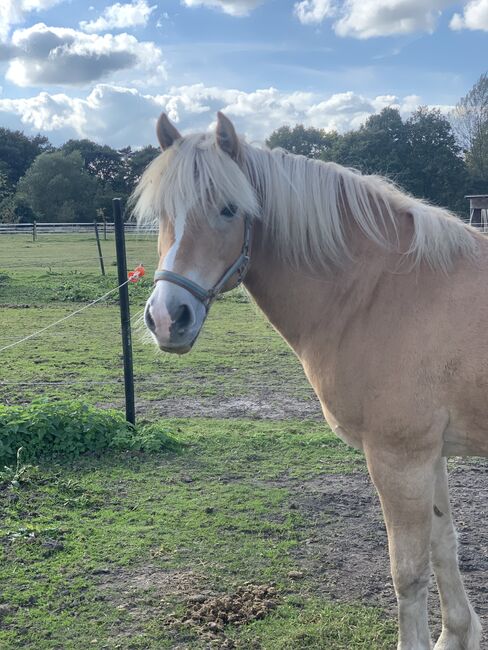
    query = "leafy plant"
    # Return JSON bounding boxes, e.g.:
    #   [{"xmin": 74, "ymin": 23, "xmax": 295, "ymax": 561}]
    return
[
  {"xmin": 111, "ymin": 422, "xmax": 182, "ymax": 453},
  {"xmin": 0, "ymin": 400, "xmax": 180, "ymax": 464}
]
